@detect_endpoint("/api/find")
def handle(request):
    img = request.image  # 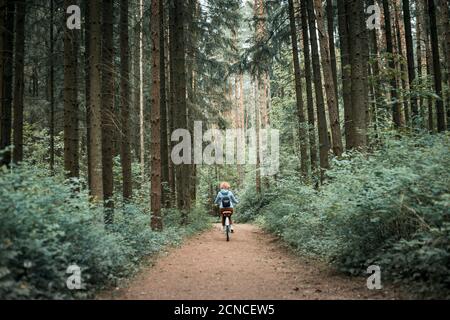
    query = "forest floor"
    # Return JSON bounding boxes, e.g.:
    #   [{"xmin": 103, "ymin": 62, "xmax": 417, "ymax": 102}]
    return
[{"xmin": 101, "ymin": 224, "xmax": 405, "ymax": 300}]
